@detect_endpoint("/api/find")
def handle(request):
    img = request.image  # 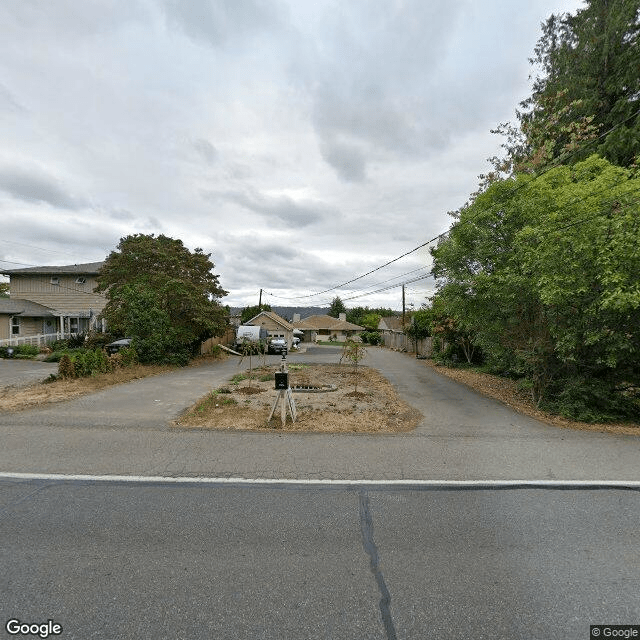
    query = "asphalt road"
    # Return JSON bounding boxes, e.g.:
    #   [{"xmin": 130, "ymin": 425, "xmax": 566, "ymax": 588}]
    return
[
  {"xmin": 1, "ymin": 478, "xmax": 638, "ymax": 640},
  {"xmin": 0, "ymin": 346, "xmax": 639, "ymax": 481}
]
